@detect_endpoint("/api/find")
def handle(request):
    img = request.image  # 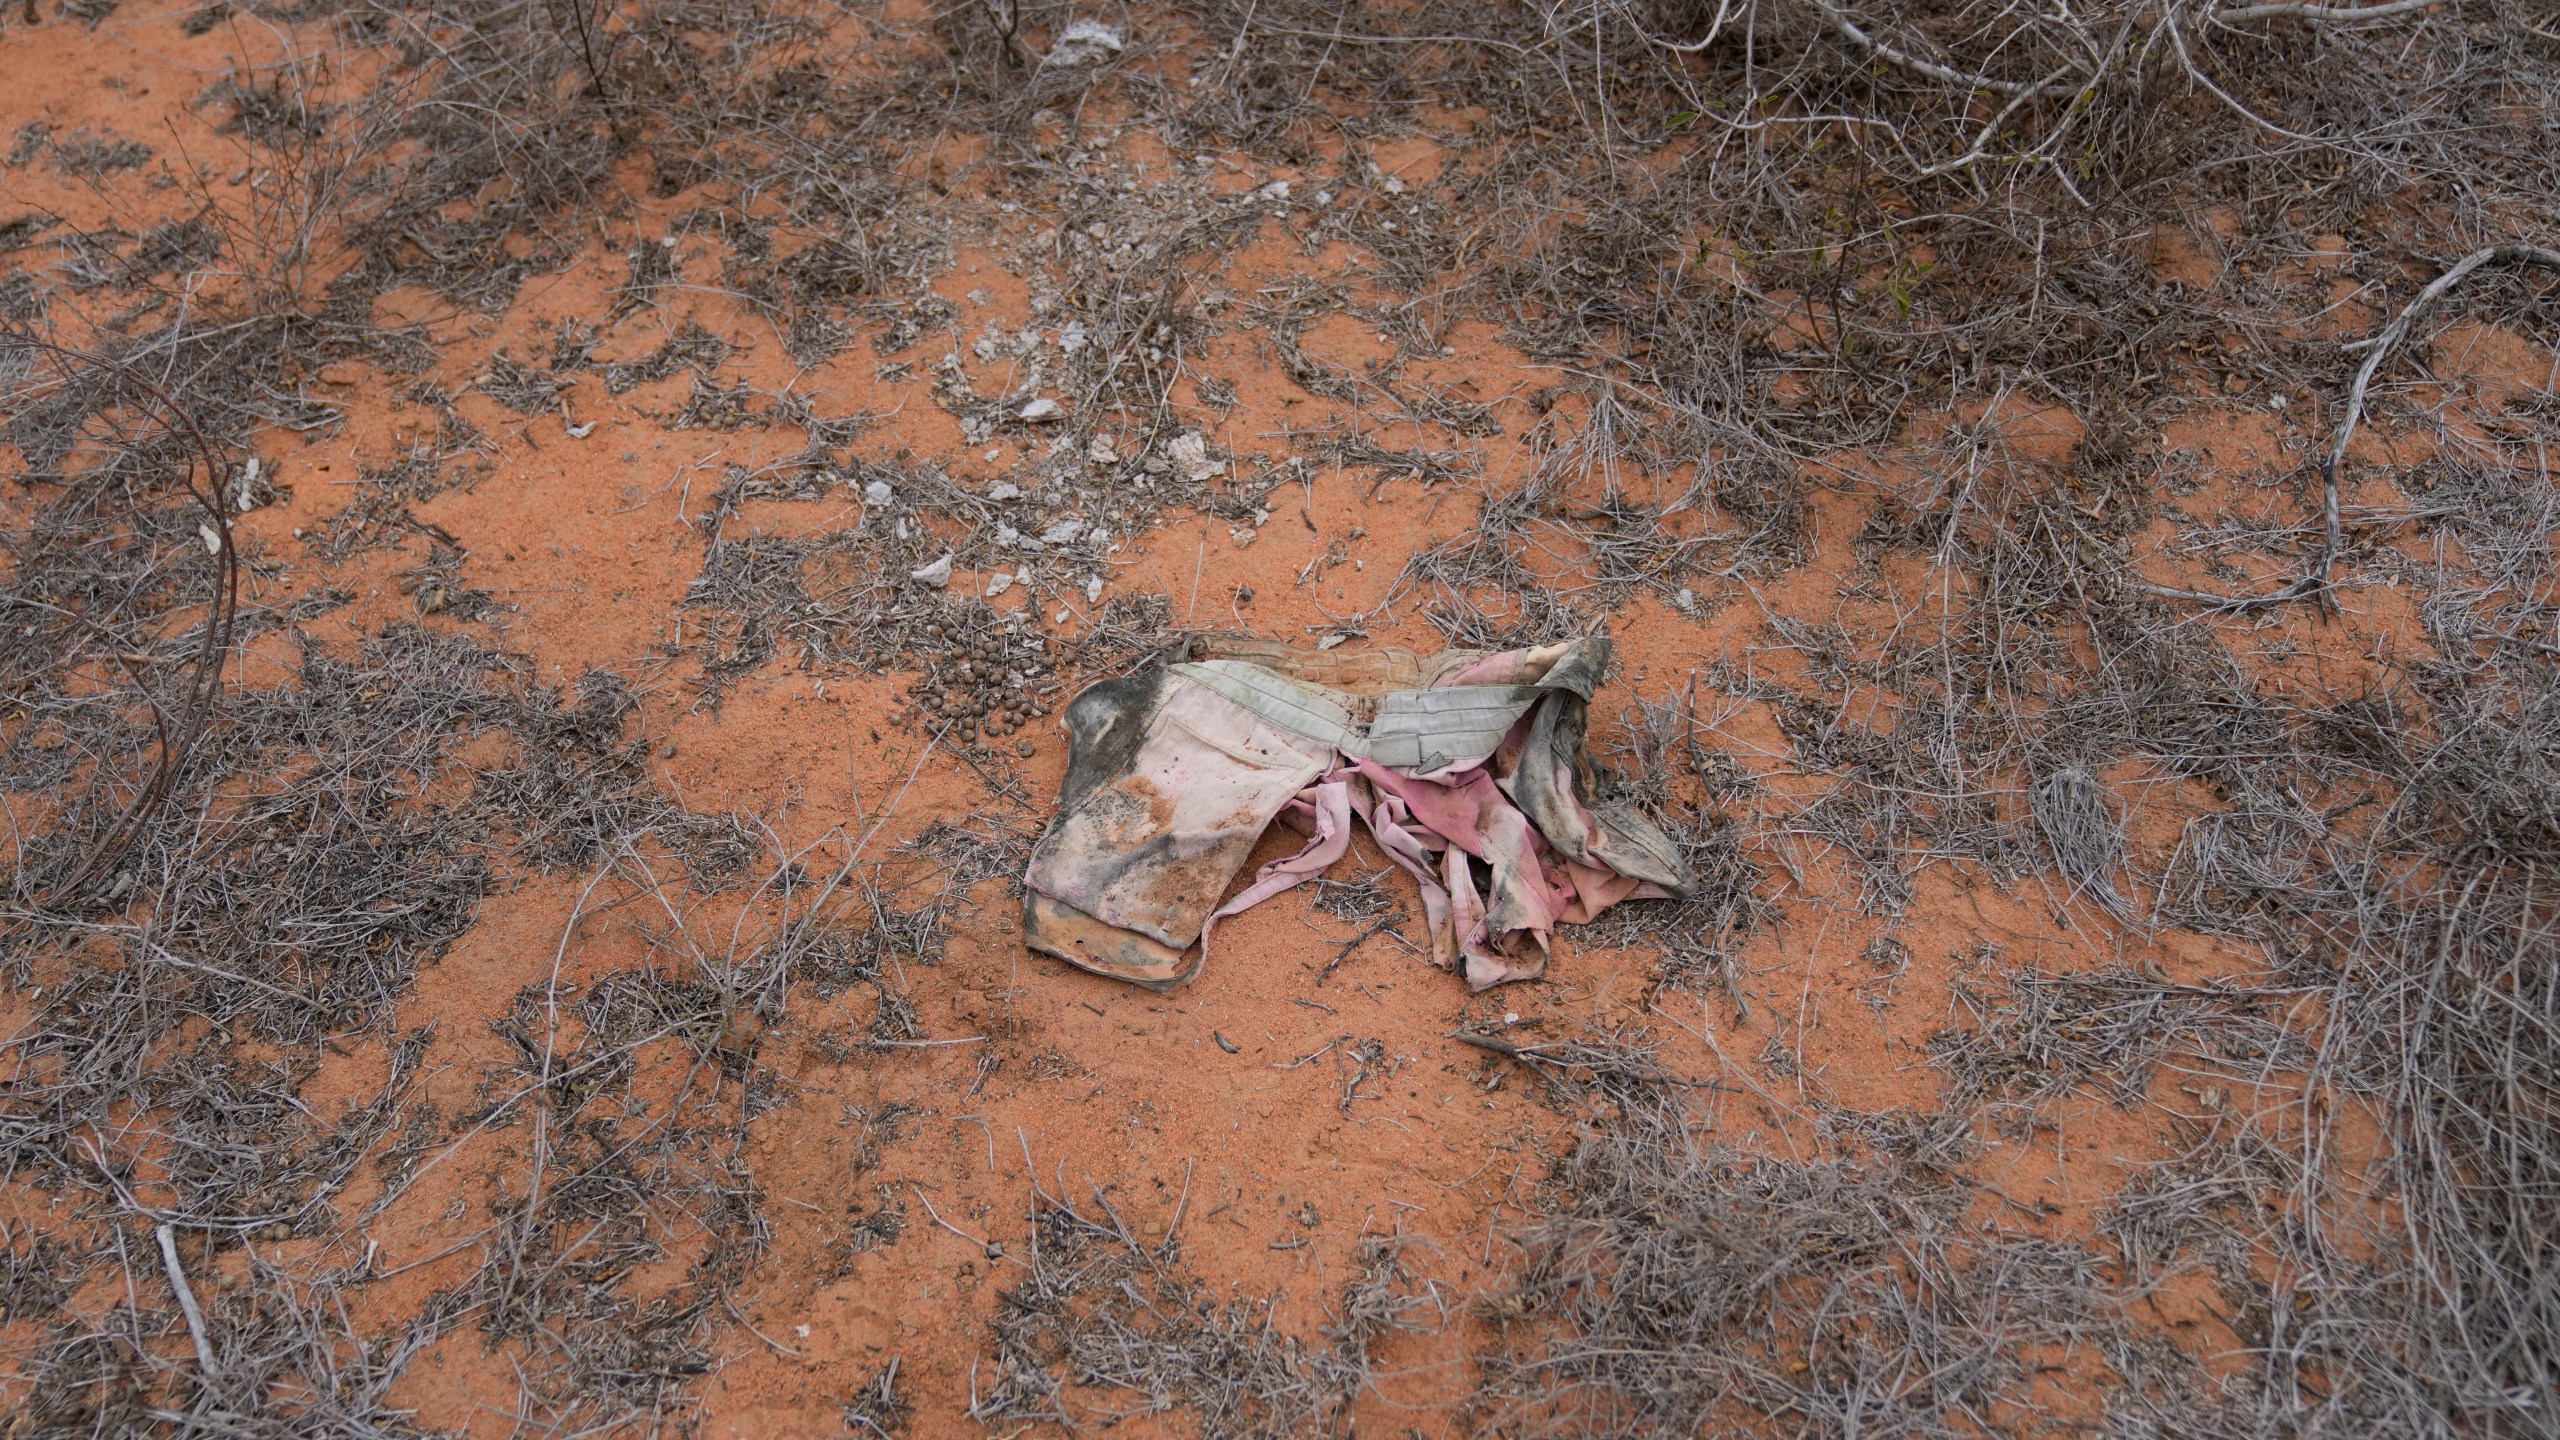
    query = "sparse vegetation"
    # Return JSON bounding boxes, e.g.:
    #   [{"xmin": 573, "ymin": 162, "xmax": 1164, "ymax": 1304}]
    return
[{"xmin": 3, "ymin": 1, "xmax": 2556, "ymax": 1436}]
